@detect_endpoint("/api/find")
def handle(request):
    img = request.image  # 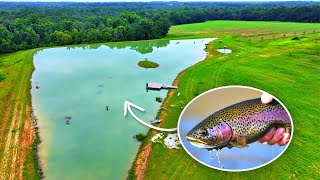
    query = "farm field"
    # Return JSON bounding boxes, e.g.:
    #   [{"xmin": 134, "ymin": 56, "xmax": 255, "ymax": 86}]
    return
[
  {"xmin": 0, "ymin": 20, "xmax": 319, "ymax": 179},
  {"xmin": 130, "ymin": 21, "xmax": 320, "ymax": 179},
  {"xmin": 0, "ymin": 49, "xmax": 42, "ymax": 179},
  {"xmin": 169, "ymin": 20, "xmax": 320, "ymax": 36}
]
